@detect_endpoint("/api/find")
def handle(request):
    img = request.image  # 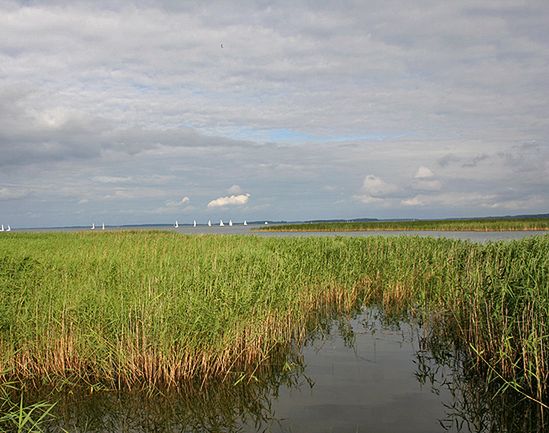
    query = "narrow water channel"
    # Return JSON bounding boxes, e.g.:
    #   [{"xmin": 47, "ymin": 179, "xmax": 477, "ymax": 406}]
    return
[{"xmin": 37, "ymin": 308, "xmax": 546, "ymax": 432}]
